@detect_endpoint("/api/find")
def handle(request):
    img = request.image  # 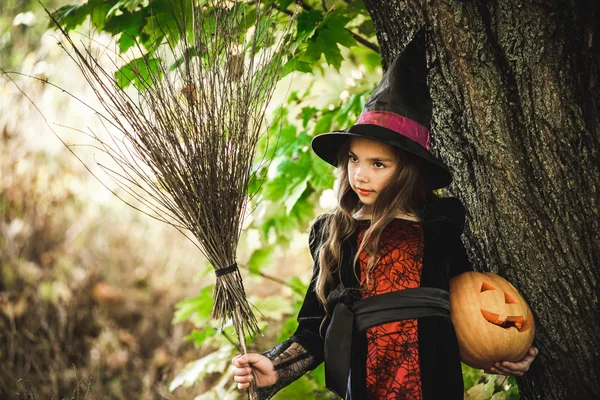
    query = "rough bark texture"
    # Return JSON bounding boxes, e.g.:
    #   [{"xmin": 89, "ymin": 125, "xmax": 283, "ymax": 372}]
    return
[{"xmin": 362, "ymin": 0, "xmax": 599, "ymax": 399}]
